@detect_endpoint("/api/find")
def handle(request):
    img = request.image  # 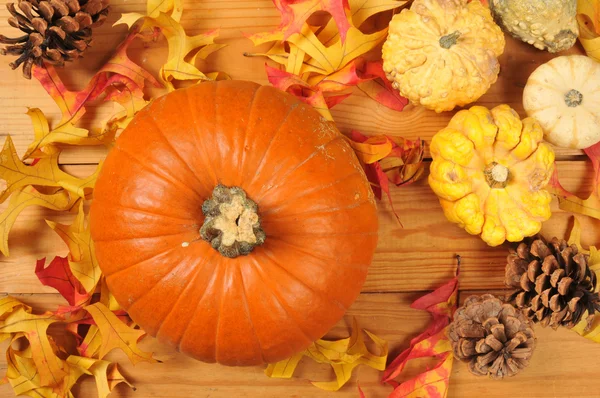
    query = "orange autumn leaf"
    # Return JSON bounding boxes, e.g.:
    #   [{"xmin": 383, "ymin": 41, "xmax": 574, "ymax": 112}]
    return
[
  {"xmin": 383, "ymin": 262, "xmax": 459, "ymax": 397},
  {"xmin": 265, "ymin": 318, "xmax": 388, "ymax": 391},
  {"xmin": 84, "ymin": 303, "xmax": 156, "ymax": 364},
  {"xmin": 35, "ymin": 256, "xmax": 89, "ymax": 307},
  {"xmin": 549, "ymin": 142, "xmax": 600, "ymax": 219}
]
